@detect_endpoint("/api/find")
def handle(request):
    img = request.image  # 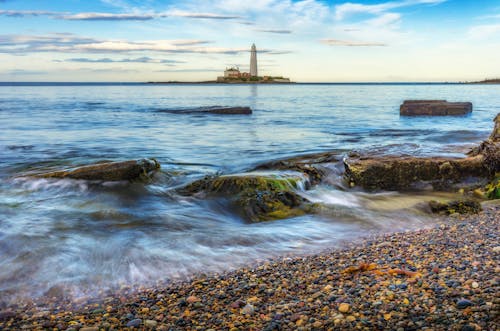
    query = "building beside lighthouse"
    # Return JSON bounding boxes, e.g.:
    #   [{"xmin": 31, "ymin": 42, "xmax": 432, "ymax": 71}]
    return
[{"xmin": 217, "ymin": 43, "xmax": 290, "ymax": 83}]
